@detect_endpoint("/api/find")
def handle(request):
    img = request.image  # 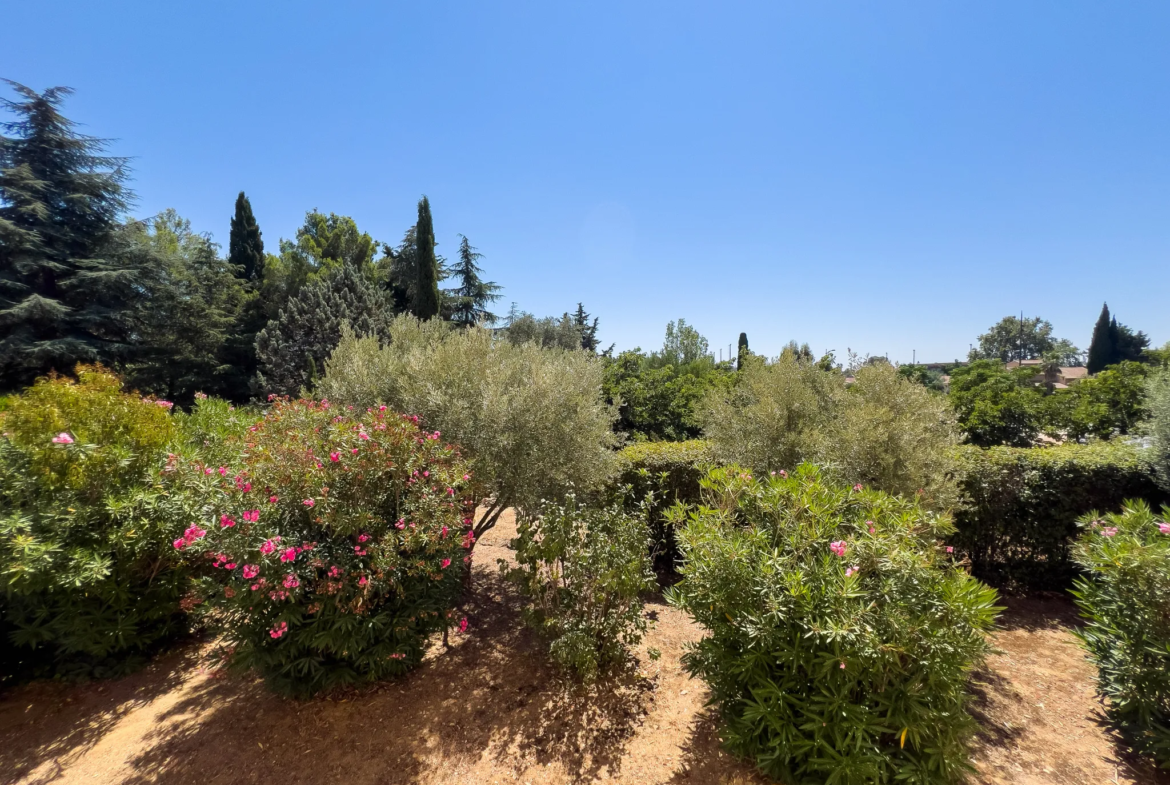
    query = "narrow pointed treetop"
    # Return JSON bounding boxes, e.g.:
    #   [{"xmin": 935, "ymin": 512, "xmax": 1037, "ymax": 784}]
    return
[
  {"xmin": 448, "ymin": 234, "xmax": 501, "ymax": 327},
  {"xmin": 1087, "ymin": 302, "xmax": 1114, "ymax": 374},
  {"xmin": 228, "ymin": 191, "xmax": 265, "ymax": 282},
  {"xmin": 413, "ymin": 196, "xmax": 440, "ymax": 320},
  {"xmin": 737, "ymin": 332, "xmax": 749, "ymax": 369}
]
